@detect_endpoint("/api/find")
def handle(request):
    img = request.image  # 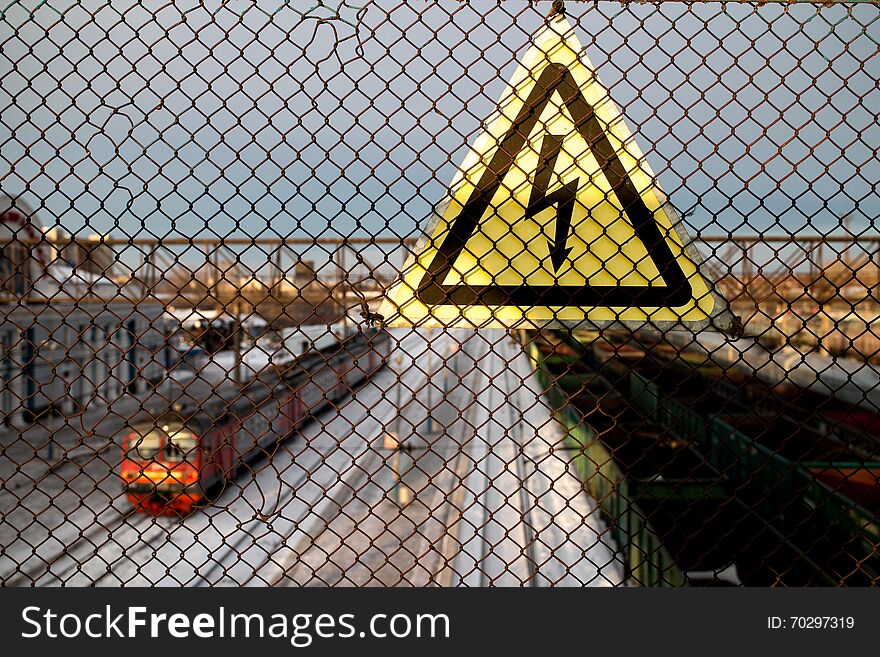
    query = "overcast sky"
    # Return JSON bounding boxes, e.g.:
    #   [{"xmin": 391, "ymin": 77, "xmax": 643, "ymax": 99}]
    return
[{"xmin": 1, "ymin": 0, "xmax": 878, "ymax": 273}]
